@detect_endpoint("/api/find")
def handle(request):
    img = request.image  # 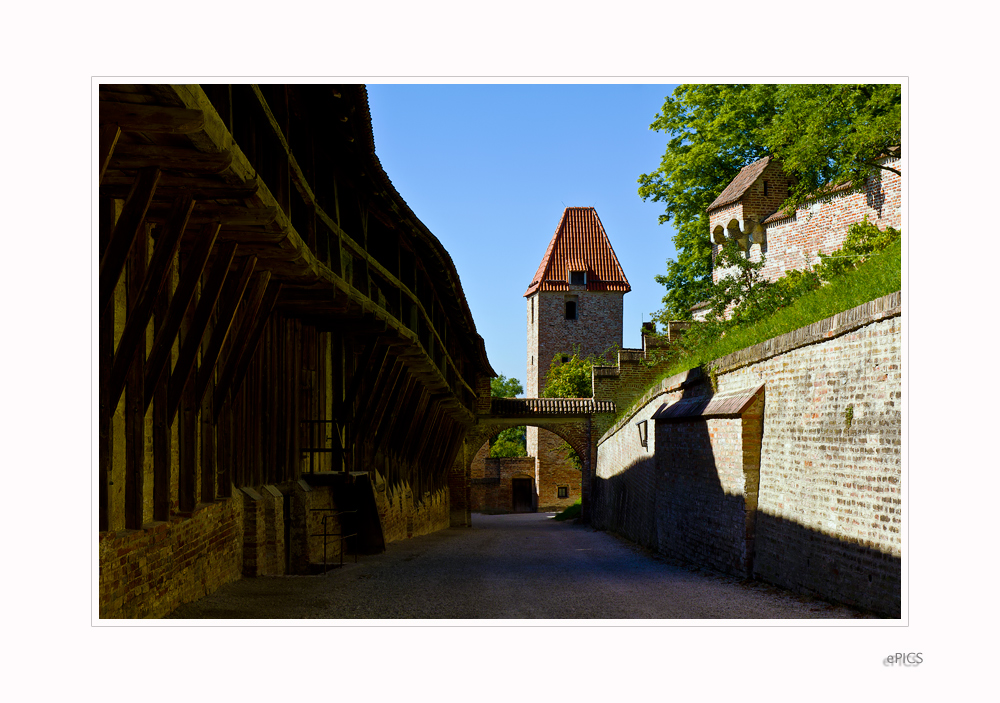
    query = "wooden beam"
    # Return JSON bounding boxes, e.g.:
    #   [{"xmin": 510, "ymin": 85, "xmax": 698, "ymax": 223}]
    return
[
  {"xmin": 225, "ymin": 280, "xmax": 282, "ymax": 412},
  {"xmin": 142, "ymin": 224, "xmax": 222, "ymax": 411},
  {"xmin": 211, "ymin": 272, "xmax": 272, "ymax": 413},
  {"xmin": 168, "ymin": 254, "xmax": 255, "ymax": 423},
  {"xmin": 145, "ymin": 203, "xmax": 279, "ymax": 227},
  {"xmin": 101, "ymin": 173, "xmax": 259, "ymax": 200},
  {"xmin": 337, "ymin": 337, "xmax": 379, "ymax": 423},
  {"xmin": 108, "ymin": 196, "xmax": 195, "ymax": 412},
  {"xmin": 108, "ymin": 144, "xmax": 232, "ymax": 173},
  {"xmin": 99, "ymin": 123, "xmax": 121, "ymax": 184},
  {"xmin": 124, "ymin": 227, "xmax": 147, "ymax": 530},
  {"xmin": 349, "ymin": 345, "xmax": 392, "ymax": 446},
  {"xmin": 152, "ymin": 258, "xmax": 173, "ymax": 523},
  {"xmin": 98, "ymin": 197, "xmax": 116, "ymax": 532},
  {"xmin": 101, "ymin": 102, "xmax": 205, "ymax": 134},
  {"xmin": 99, "ymin": 167, "xmax": 160, "ymax": 317}
]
